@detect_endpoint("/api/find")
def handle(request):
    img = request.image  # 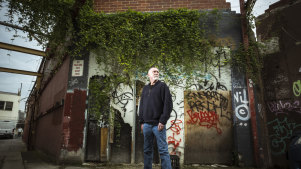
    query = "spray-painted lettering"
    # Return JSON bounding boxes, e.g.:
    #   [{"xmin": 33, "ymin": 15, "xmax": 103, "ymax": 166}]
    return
[
  {"xmin": 268, "ymin": 118, "xmax": 301, "ymax": 155},
  {"xmin": 233, "ymin": 88, "xmax": 250, "ymax": 121},
  {"xmin": 168, "ymin": 119, "xmax": 183, "ymax": 152},
  {"xmin": 185, "ymin": 91, "xmax": 231, "ymax": 120},
  {"xmin": 267, "ymin": 100, "xmax": 301, "ymax": 114},
  {"xmin": 186, "ymin": 110, "xmax": 222, "ymax": 134}
]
